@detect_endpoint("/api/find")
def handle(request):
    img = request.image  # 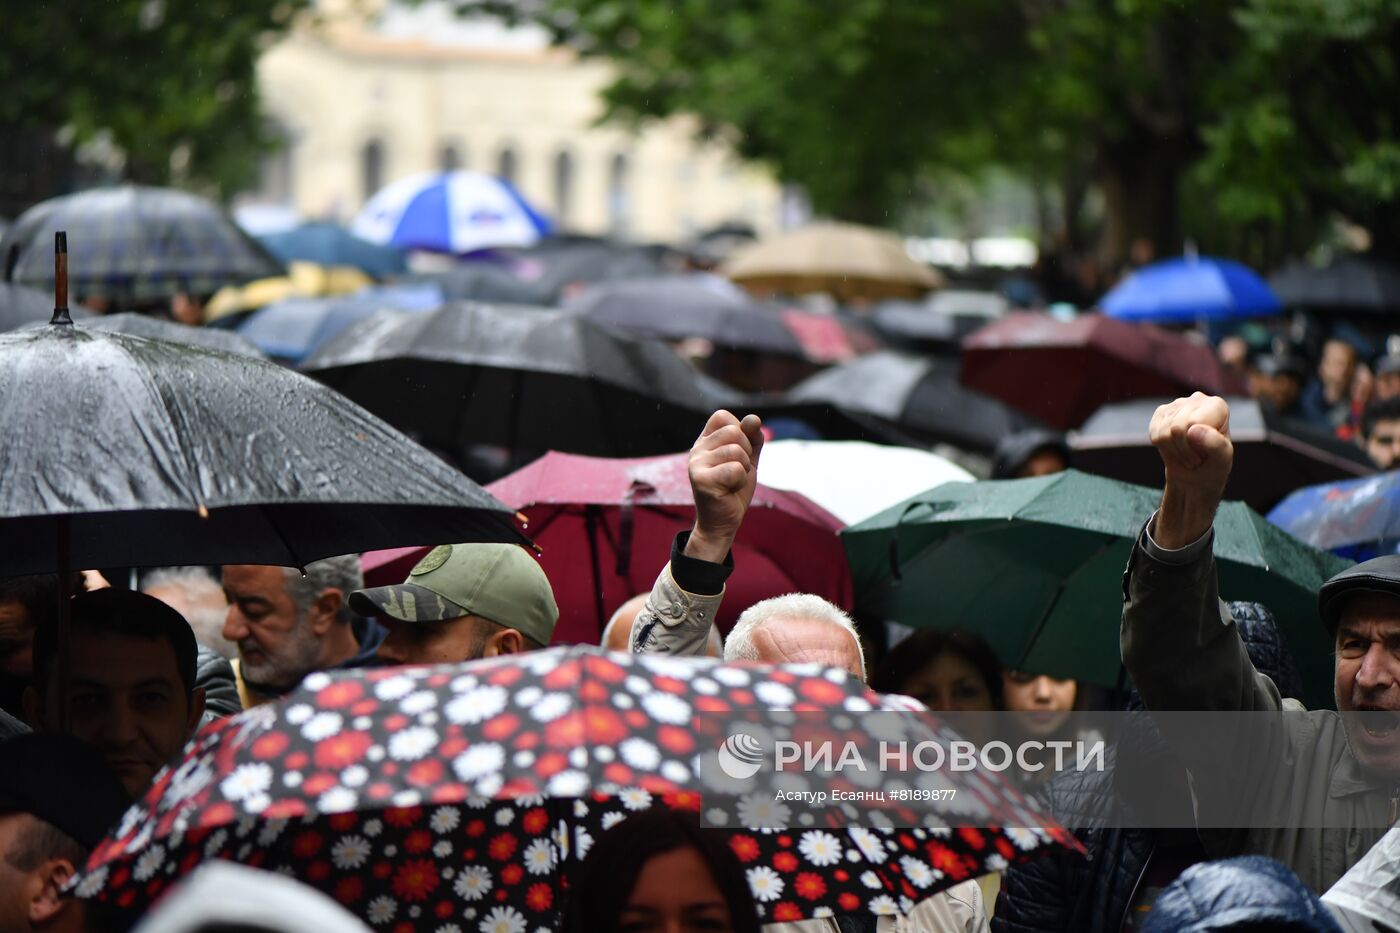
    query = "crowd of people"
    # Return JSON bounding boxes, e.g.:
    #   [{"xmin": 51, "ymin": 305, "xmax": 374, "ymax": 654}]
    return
[{"xmin": 1, "ymin": 387, "xmax": 1398, "ymax": 933}]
